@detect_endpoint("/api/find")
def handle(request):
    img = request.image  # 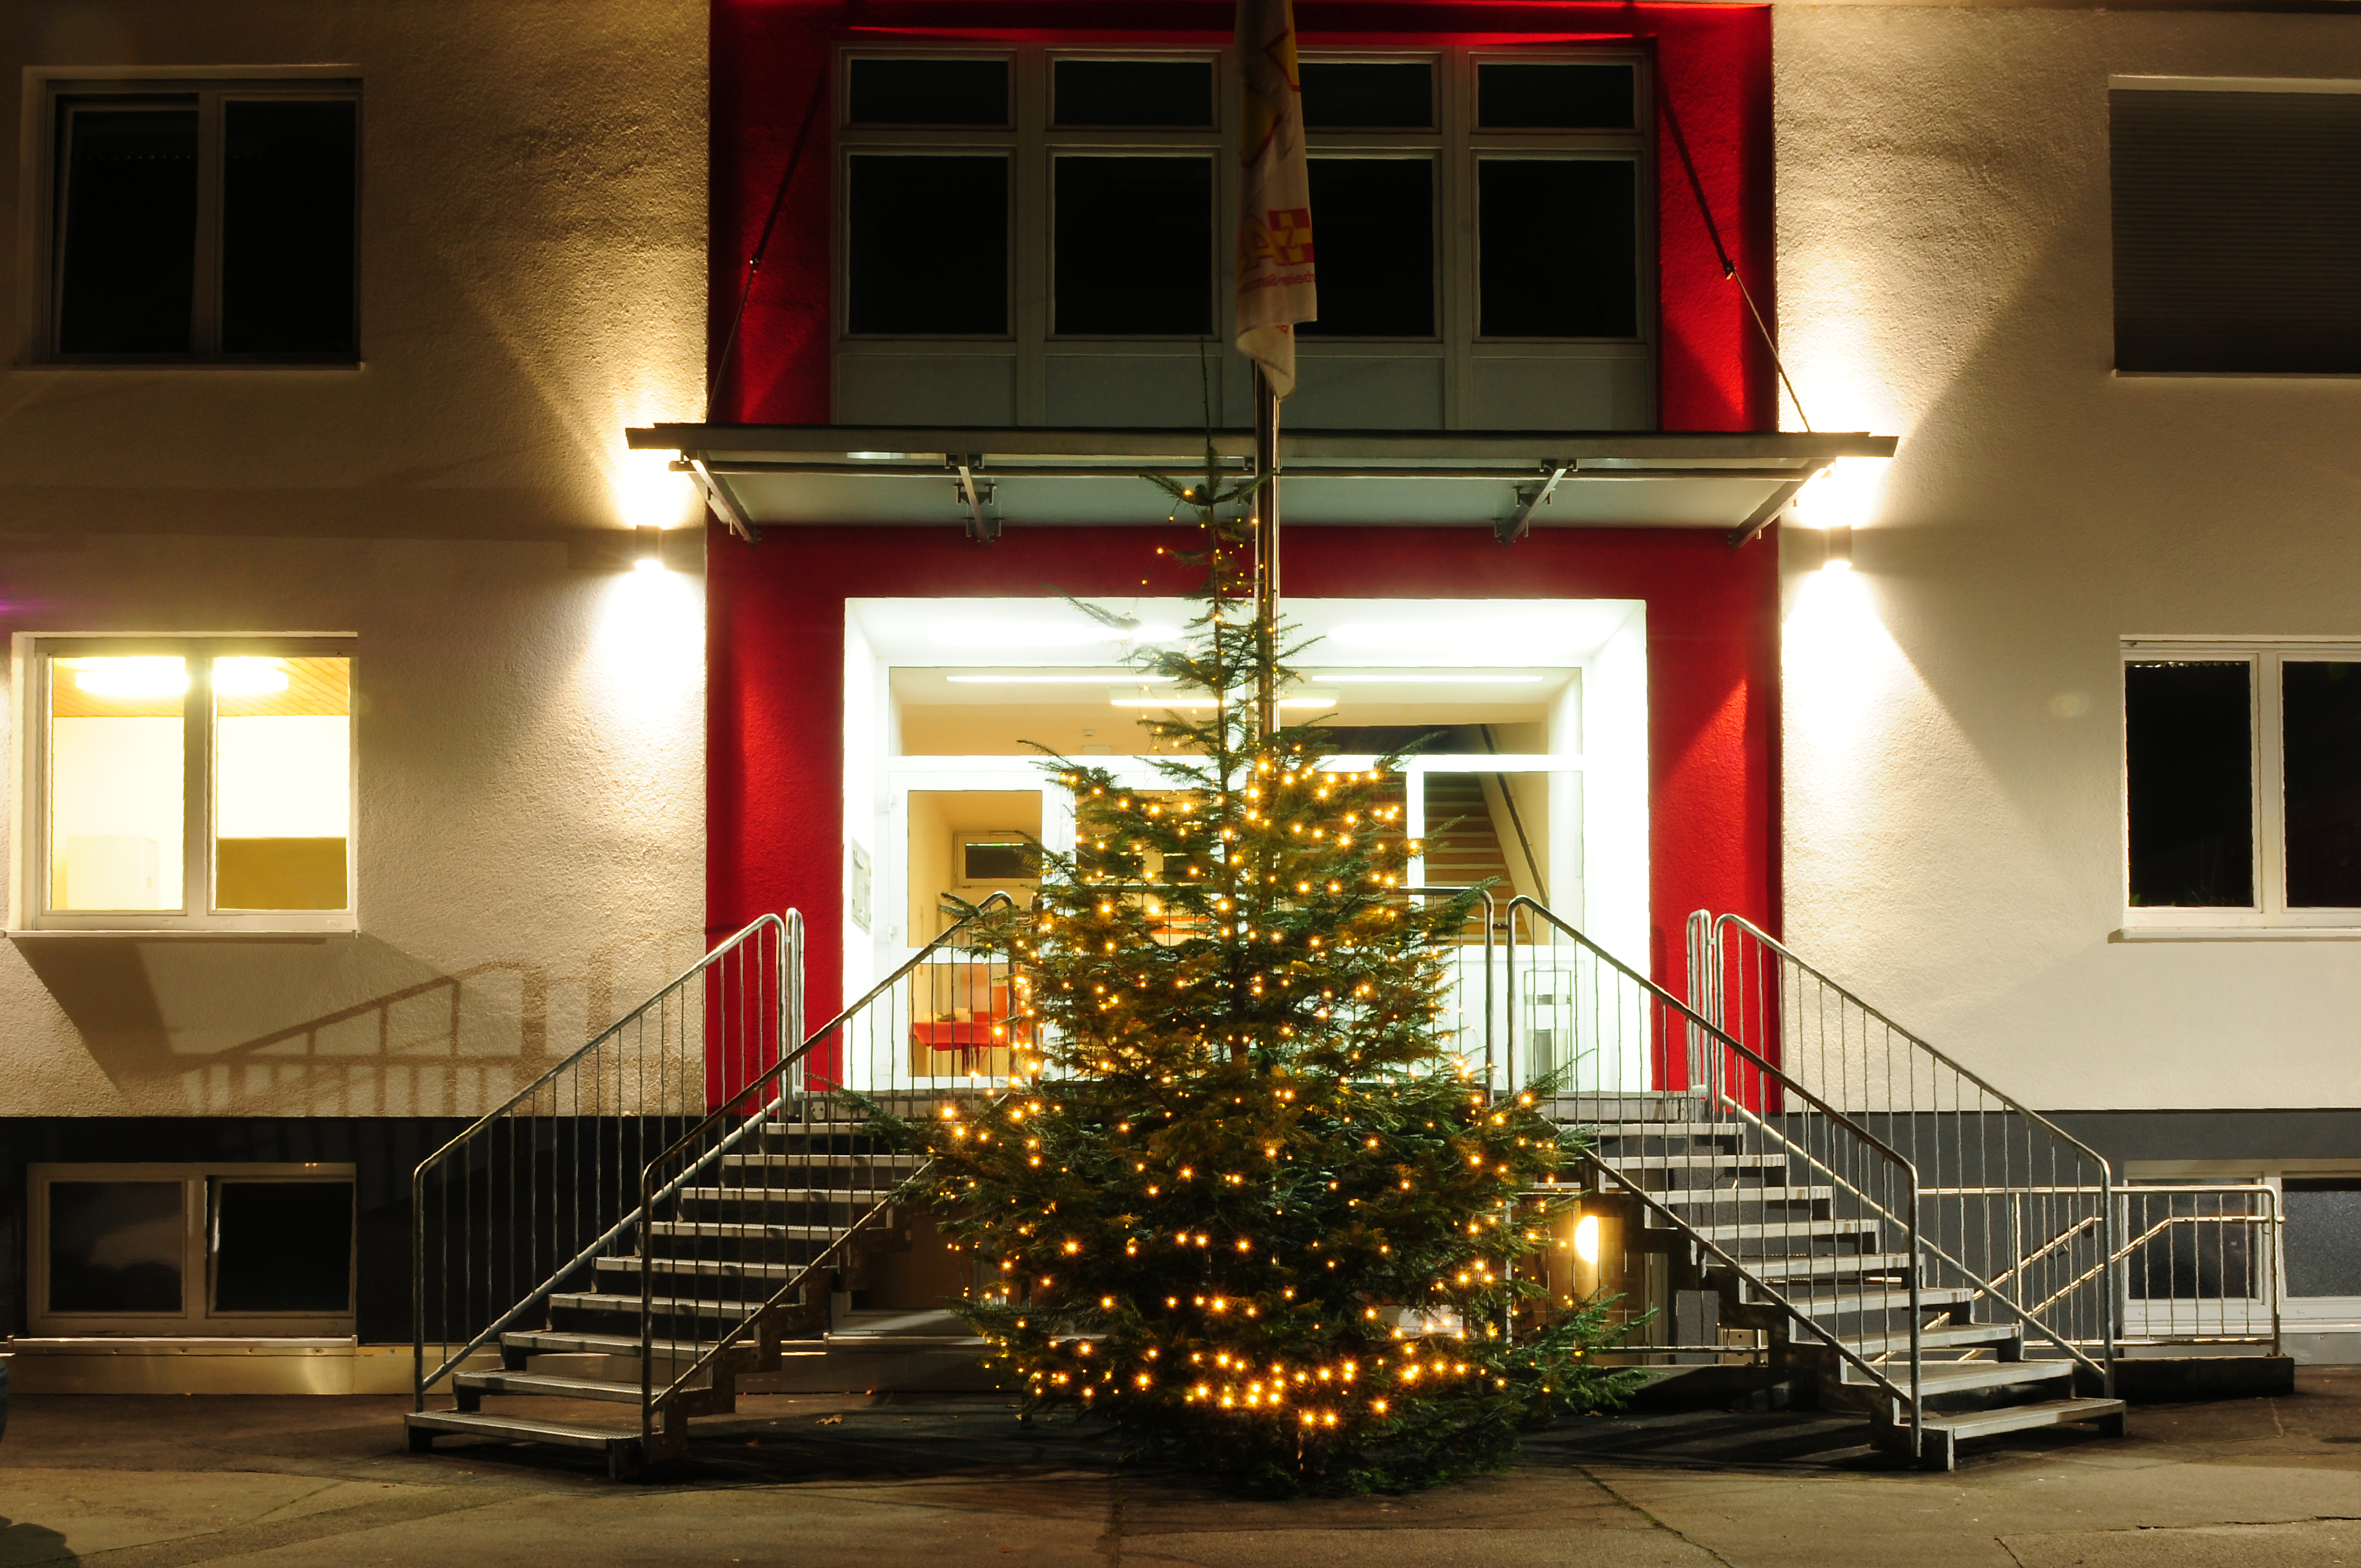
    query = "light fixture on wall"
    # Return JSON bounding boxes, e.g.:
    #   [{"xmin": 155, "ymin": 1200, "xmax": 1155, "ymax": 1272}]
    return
[
  {"xmin": 634, "ymin": 526, "xmax": 665, "ymax": 573},
  {"xmin": 1823, "ymin": 526, "xmax": 1854, "ymax": 573},
  {"xmin": 1573, "ymin": 1212, "xmax": 1601, "ymax": 1265}
]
